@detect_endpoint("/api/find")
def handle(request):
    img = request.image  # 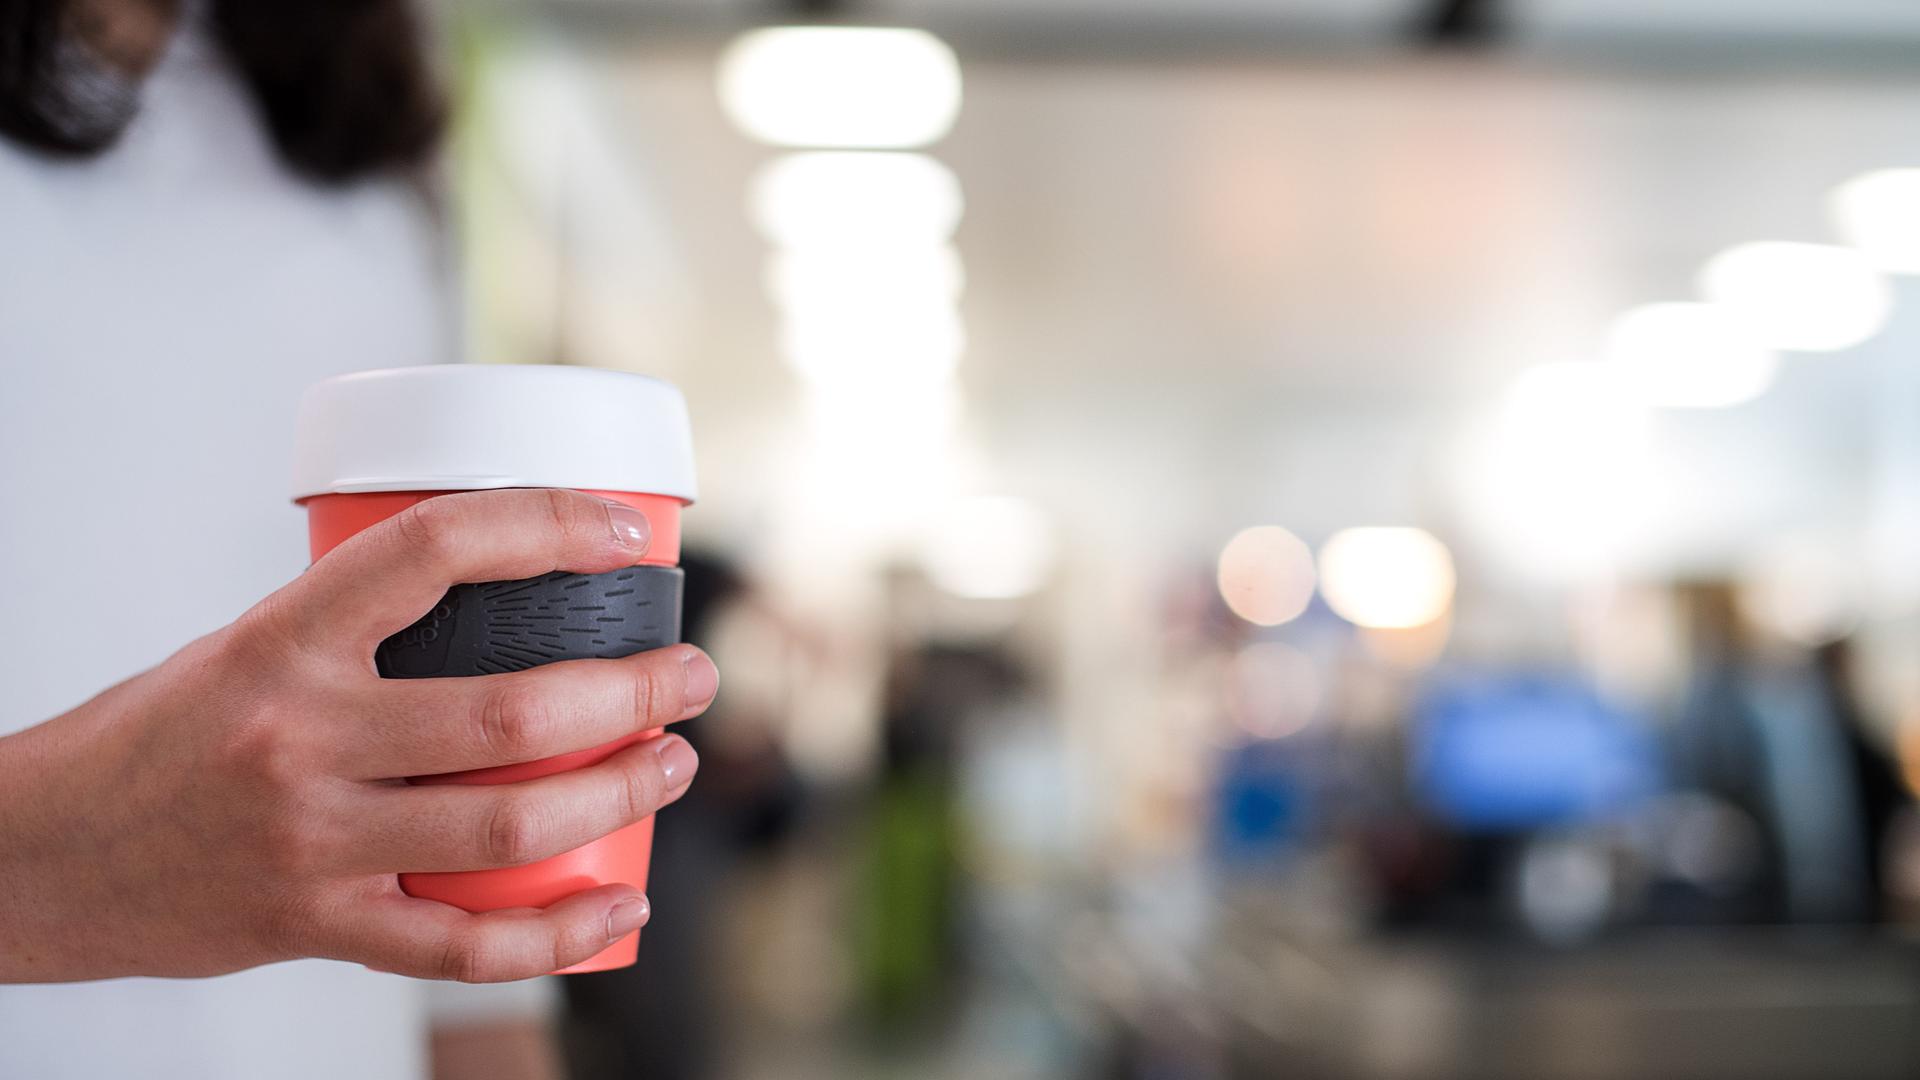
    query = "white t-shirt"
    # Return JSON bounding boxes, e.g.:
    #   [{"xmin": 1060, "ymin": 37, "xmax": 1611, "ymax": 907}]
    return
[{"xmin": 0, "ymin": 20, "xmax": 450, "ymax": 1080}]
